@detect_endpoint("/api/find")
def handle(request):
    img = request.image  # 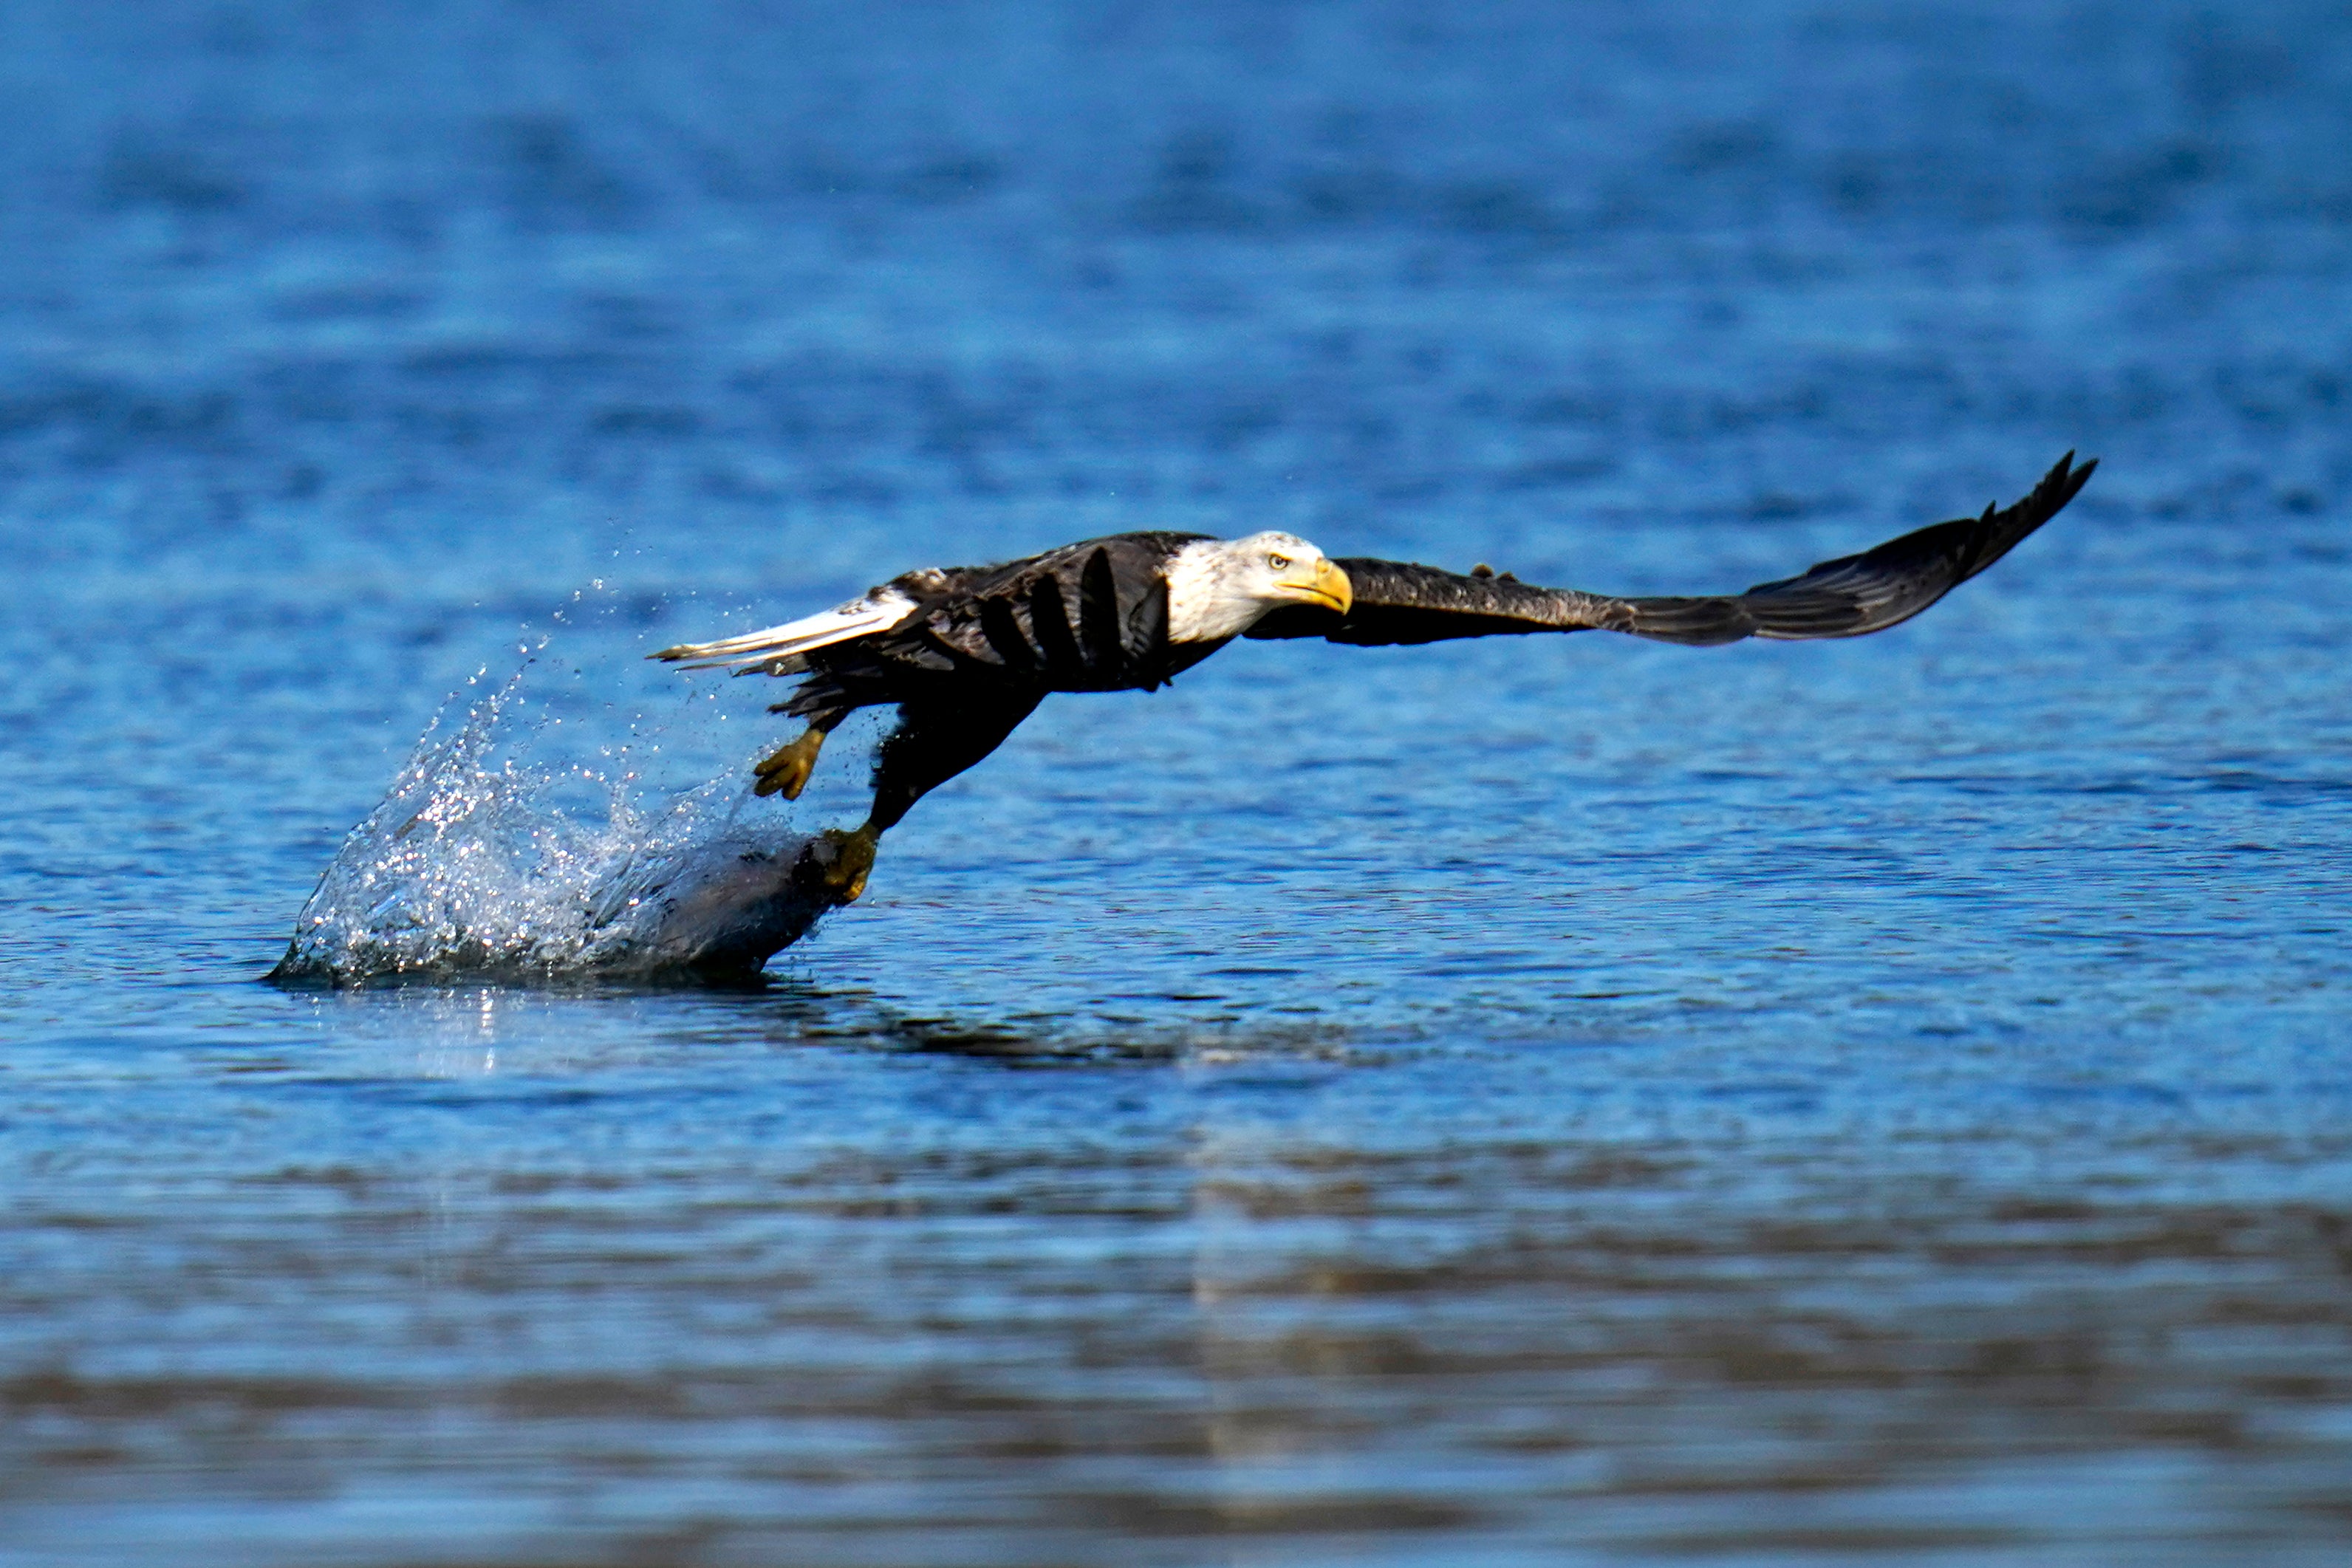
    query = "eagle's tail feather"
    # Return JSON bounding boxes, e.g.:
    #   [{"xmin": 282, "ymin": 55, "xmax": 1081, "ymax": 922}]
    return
[{"xmin": 649, "ymin": 589, "xmax": 917, "ymax": 674}]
